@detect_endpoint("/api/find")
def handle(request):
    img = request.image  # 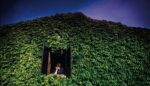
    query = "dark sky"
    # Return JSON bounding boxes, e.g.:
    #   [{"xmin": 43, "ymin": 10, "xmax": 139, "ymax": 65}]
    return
[{"xmin": 0, "ymin": 0, "xmax": 150, "ymax": 28}]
